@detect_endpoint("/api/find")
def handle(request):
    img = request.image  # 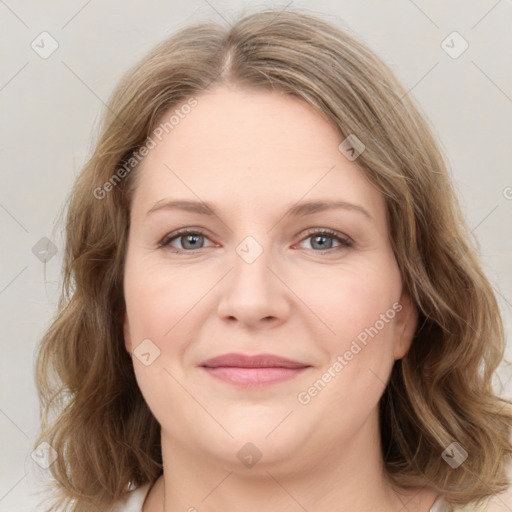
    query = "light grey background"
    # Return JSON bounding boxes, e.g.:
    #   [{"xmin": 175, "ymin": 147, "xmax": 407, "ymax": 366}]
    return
[{"xmin": 1, "ymin": 1, "xmax": 511, "ymax": 510}]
